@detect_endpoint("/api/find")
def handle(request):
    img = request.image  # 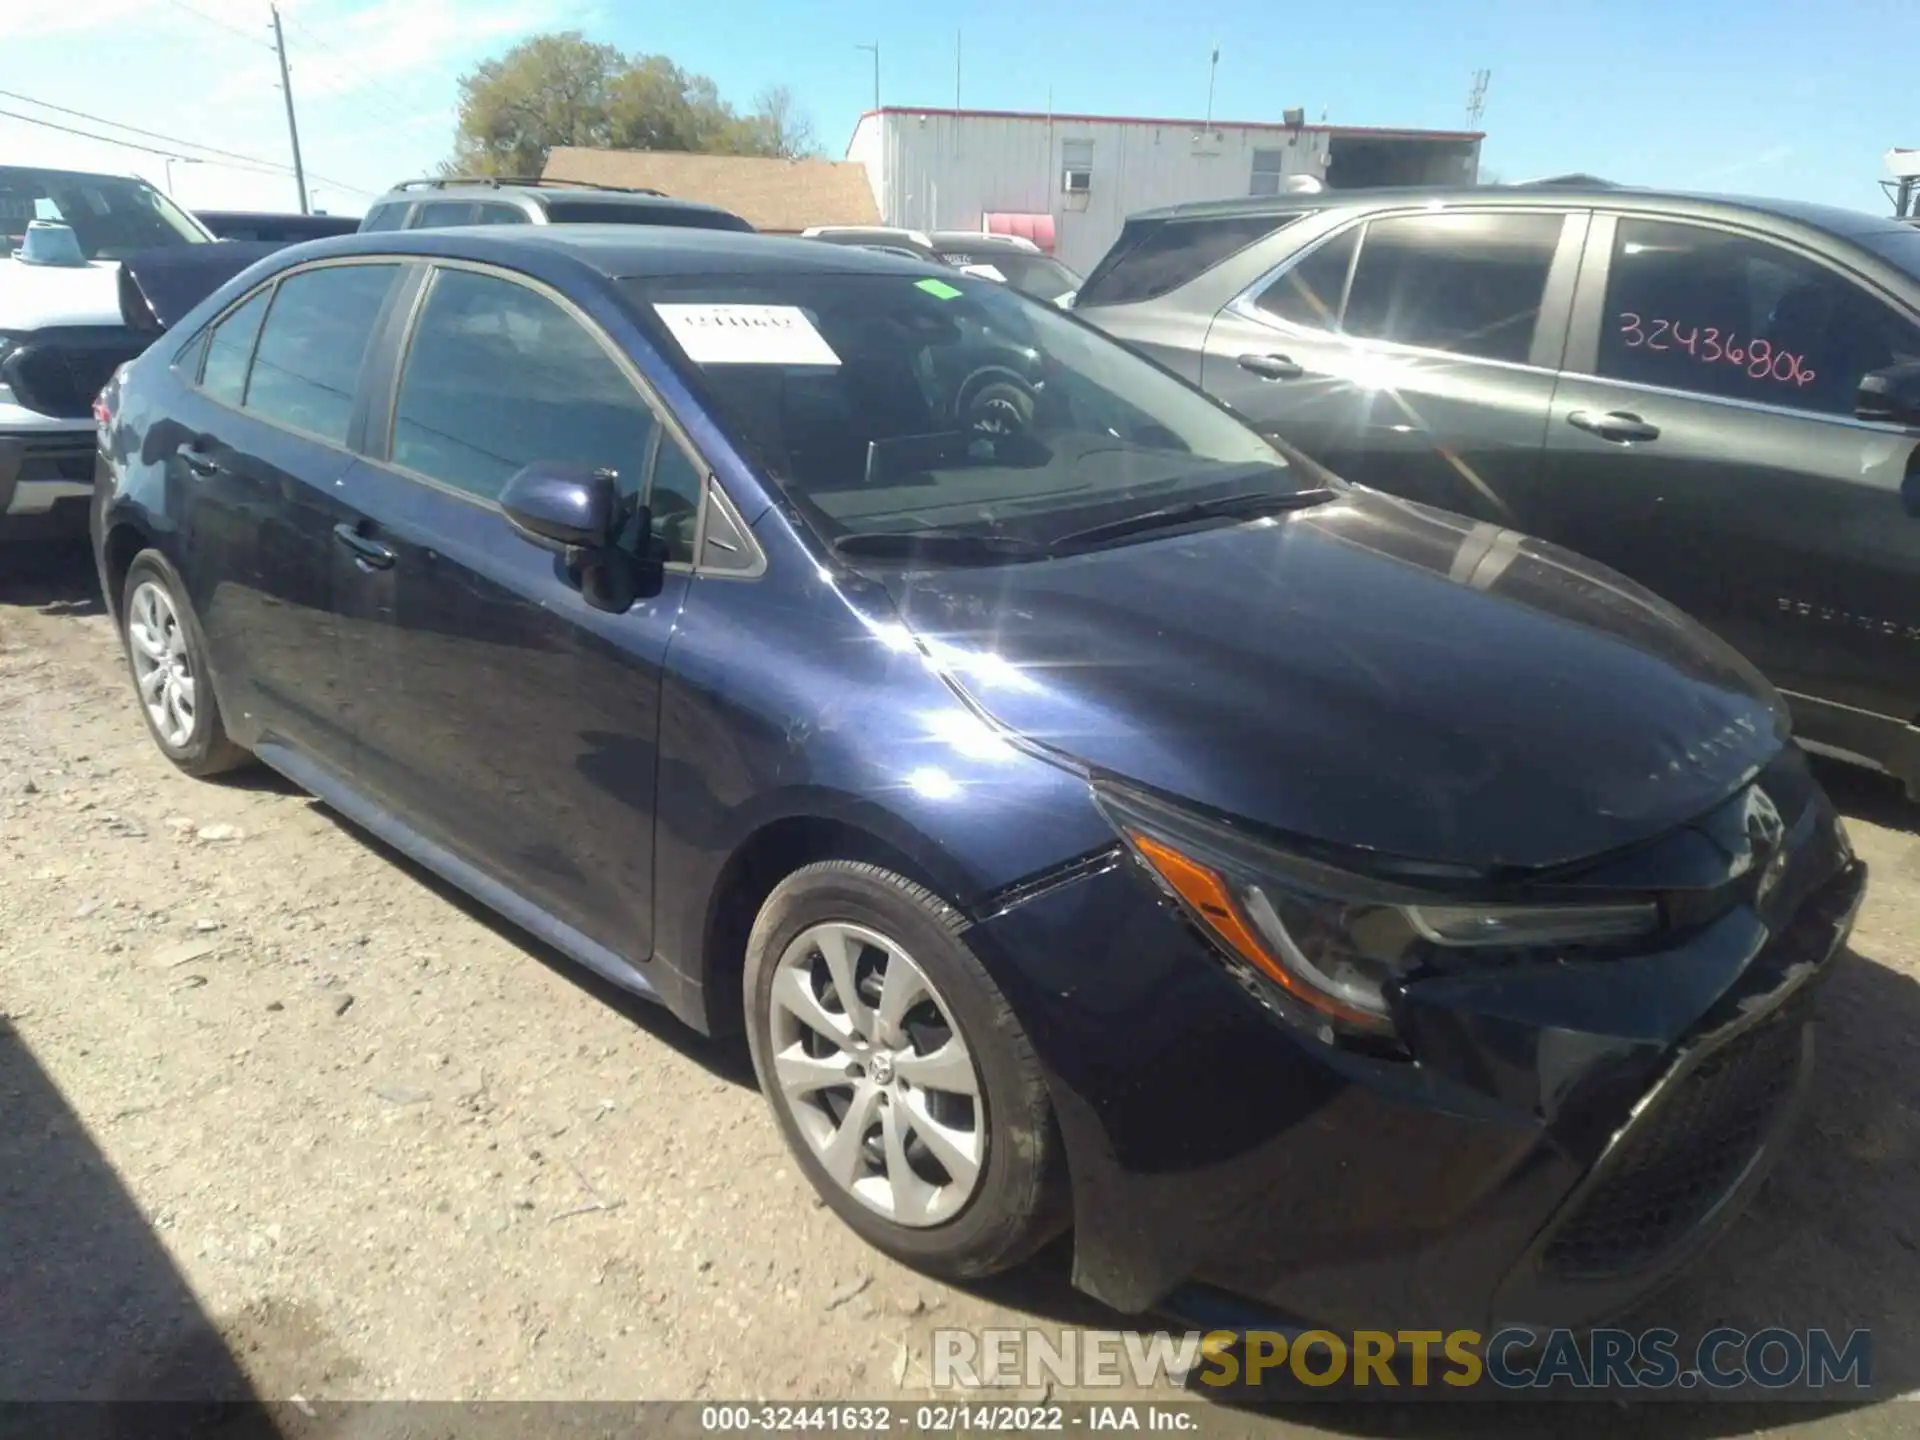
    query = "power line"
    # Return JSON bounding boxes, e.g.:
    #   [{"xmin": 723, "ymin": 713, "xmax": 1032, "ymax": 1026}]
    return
[
  {"xmin": 0, "ymin": 92, "xmax": 377, "ymax": 196},
  {"xmin": 160, "ymin": 0, "xmax": 275, "ymax": 51},
  {"xmin": 0, "ymin": 108, "xmax": 281, "ymax": 175},
  {"xmin": 281, "ymin": 12, "xmax": 438, "ymax": 133},
  {"xmin": 0, "ymin": 87, "xmax": 294, "ymax": 175}
]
